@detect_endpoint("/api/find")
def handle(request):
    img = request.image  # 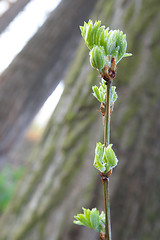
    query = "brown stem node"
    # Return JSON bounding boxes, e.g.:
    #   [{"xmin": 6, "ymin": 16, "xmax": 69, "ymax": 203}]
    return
[
  {"xmin": 100, "ymin": 102, "xmax": 106, "ymax": 117},
  {"xmin": 100, "ymin": 232, "xmax": 105, "ymax": 240},
  {"xmin": 100, "ymin": 170, "xmax": 112, "ymax": 182}
]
